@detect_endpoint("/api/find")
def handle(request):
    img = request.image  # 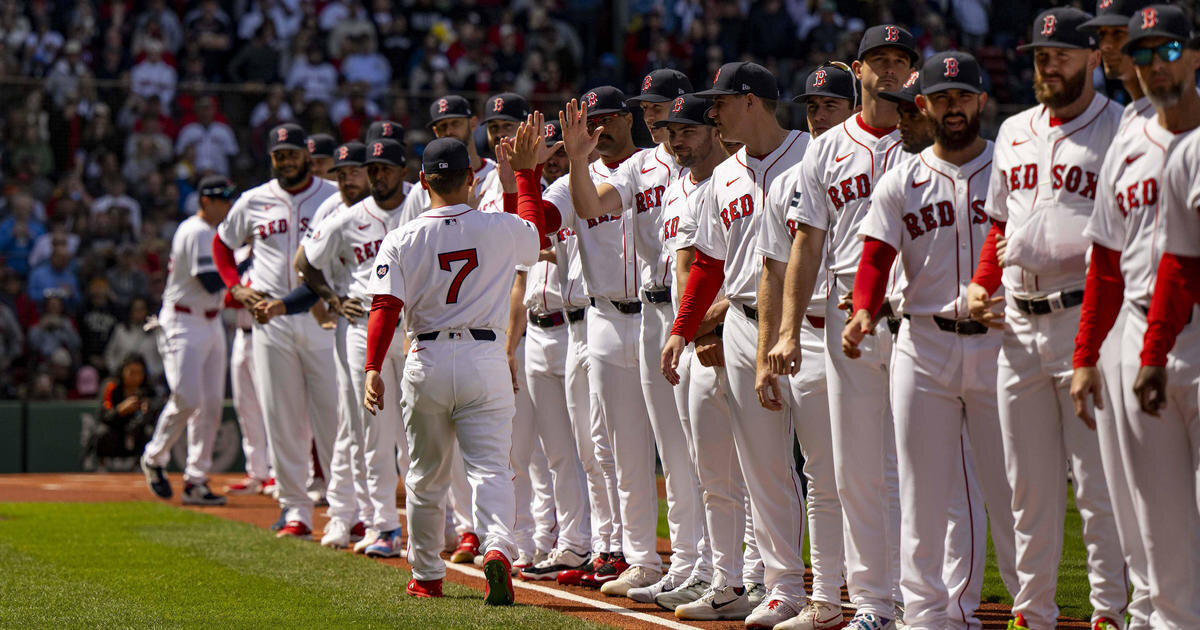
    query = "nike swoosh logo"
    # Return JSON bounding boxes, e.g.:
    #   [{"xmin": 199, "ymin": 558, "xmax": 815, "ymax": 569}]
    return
[
  {"xmin": 711, "ymin": 597, "xmax": 740, "ymax": 609},
  {"xmin": 410, "ymin": 347, "xmax": 424, "ymax": 354},
  {"xmin": 641, "ymin": 167, "xmax": 656, "ymax": 174},
  {"xmin": 1011, "ymin": 139, "xmax": 1029, "ymax": 146},
  {"xmin": 726, "ymin": 178, "xmax": 739, "ymax": 186},
  {"xmin": 911, "ymin": 178, "xmax": 930, "ymax": 188},
  {"xmin": 1125, "ymin": 153, "xmax": 1144, "ymax": 164},
  {"xmin": 835, "ymin": 153, "xmax": 853, "ymax": 162},
  {"xmin": 357, "ymin": 224, "xmax": 371, "ymax": 230},
  {"xmin": 667, "ymin": 198, "xmax": 678, "ymax": 205}
]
